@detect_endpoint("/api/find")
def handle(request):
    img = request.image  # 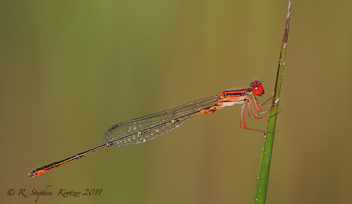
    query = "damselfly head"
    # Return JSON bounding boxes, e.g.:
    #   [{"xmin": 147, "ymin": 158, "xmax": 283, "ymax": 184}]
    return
[{"xmin": 251, "ymin": 80, "xmax": 265, "ymax": 96}]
